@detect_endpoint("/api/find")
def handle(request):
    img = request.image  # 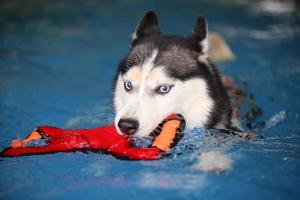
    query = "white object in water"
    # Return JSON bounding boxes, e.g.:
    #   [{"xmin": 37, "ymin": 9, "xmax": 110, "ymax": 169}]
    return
[
  {"xmin": 264, "ymin": 110, "xmax": 286, "ymax": 130},
  {"xmin": 192, "ymin": 151, "xmax": 233, "ymax": 173}
]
